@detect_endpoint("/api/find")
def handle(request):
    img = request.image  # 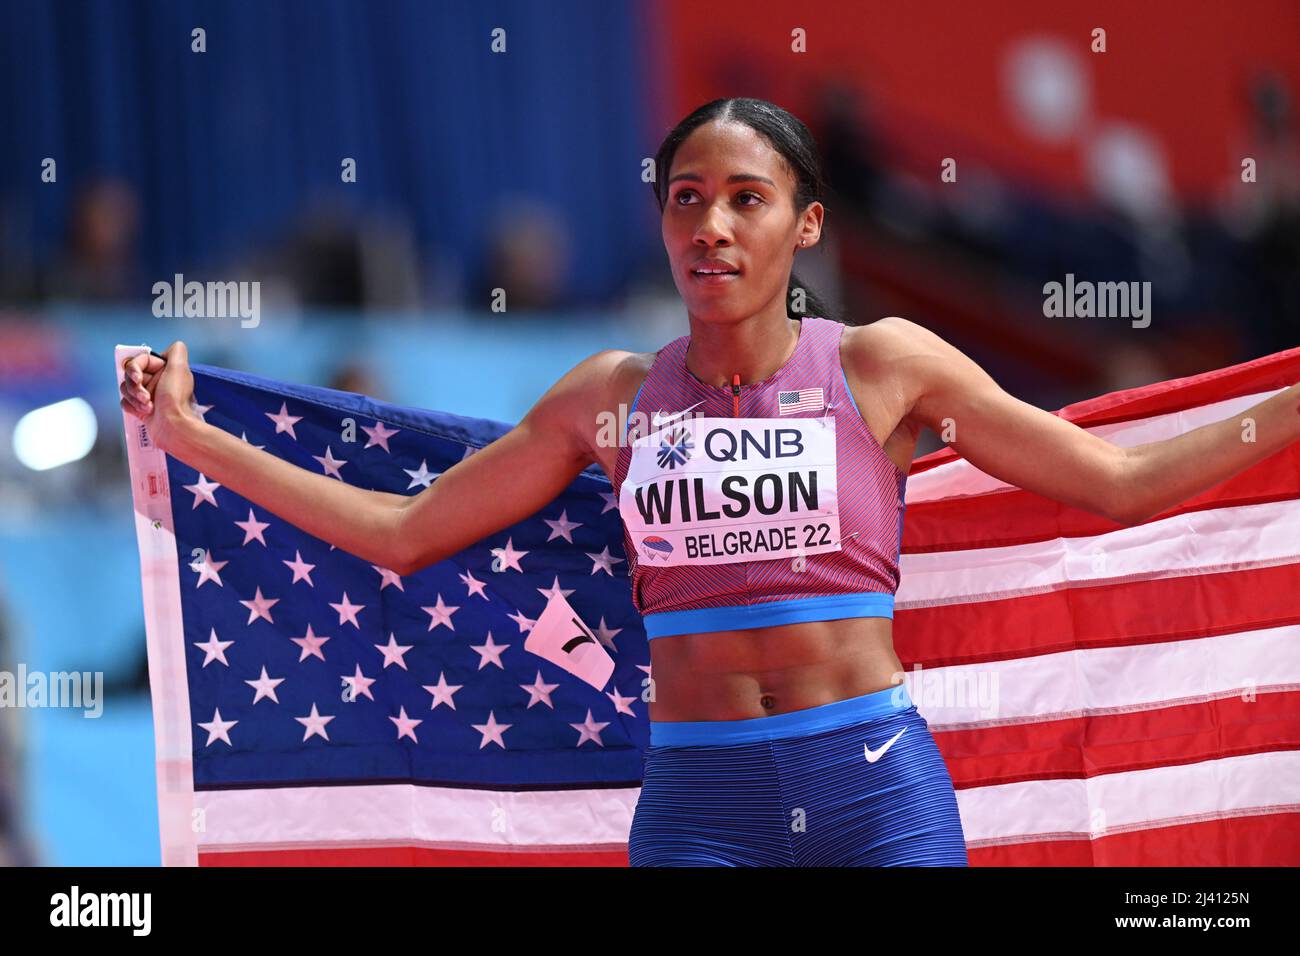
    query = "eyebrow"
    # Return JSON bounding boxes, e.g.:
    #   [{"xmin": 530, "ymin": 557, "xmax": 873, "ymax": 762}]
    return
[{"xmin": 666, "ymin": 172, "xmax": 777, "ymax": 188}]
